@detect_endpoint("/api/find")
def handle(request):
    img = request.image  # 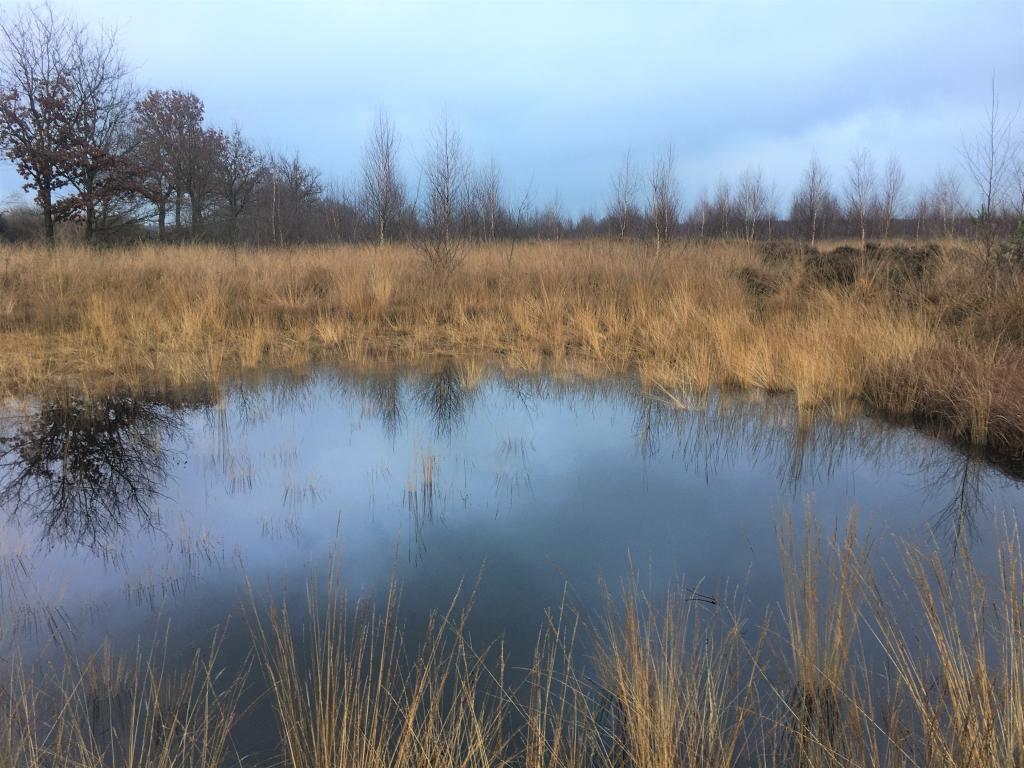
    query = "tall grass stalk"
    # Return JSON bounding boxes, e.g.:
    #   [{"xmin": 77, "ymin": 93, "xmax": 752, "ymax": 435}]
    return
[
  {"xmin": 1, "ymin": 515, "xmax": 1022, "ymax": 767},
  {"xmin": 1, "ymin": 238, "xmax": 1021, "ymax": 457}
]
